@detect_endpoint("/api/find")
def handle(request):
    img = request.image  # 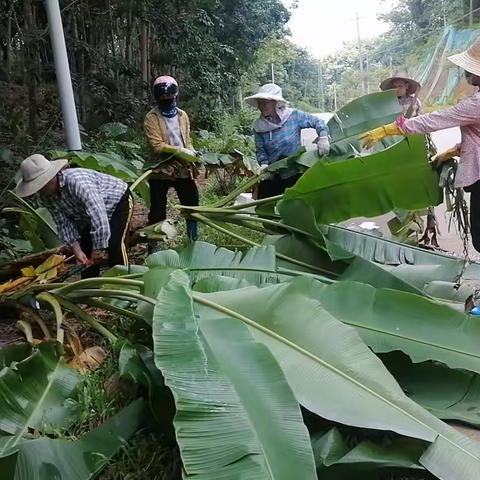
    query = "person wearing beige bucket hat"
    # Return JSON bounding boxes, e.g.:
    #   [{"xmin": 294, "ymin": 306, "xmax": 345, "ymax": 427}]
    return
[
  {"xmin": 361, "ymin": 37, "xmax": 480, "ymax": 252},
  {"xmin": 245, "ymin": 83, "xmax": 329, "ymax": 198},
  {"xmin": 380, "ymin": 74, "xmax": 422, "ymax": 117},
  {"xmin": 15, "ymin": 154, "xmax": 134, "ymax": 277}
]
